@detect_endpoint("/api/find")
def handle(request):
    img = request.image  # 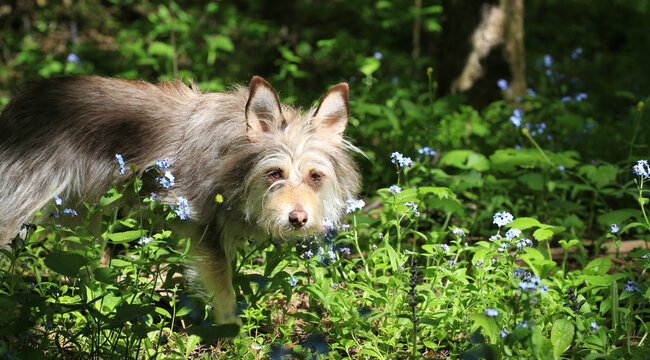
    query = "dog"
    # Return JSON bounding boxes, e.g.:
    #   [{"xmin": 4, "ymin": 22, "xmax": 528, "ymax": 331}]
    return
[{"xmin": 0, "ymin": 75, "xmax": 361, "ymax": 326}]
